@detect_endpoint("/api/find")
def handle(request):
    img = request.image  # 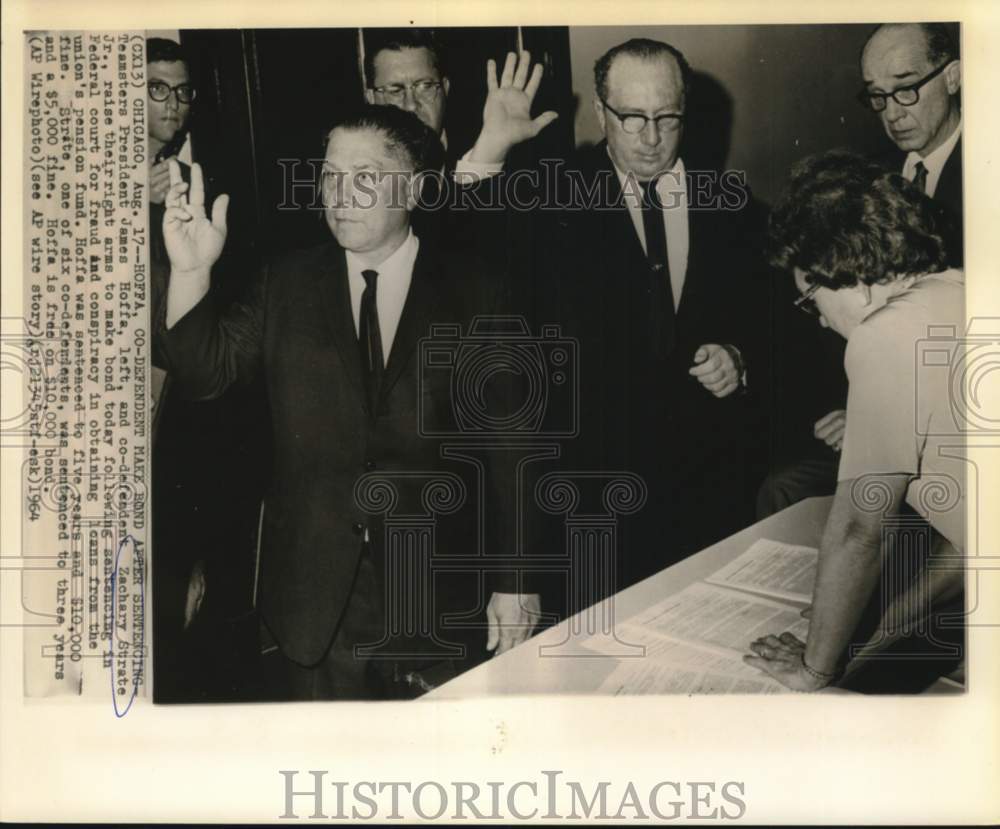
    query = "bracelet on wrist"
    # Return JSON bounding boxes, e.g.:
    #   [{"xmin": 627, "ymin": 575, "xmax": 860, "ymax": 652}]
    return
[{"xmin": 800, "ymin": 654, "xmax": 838, "ymax": 682}]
